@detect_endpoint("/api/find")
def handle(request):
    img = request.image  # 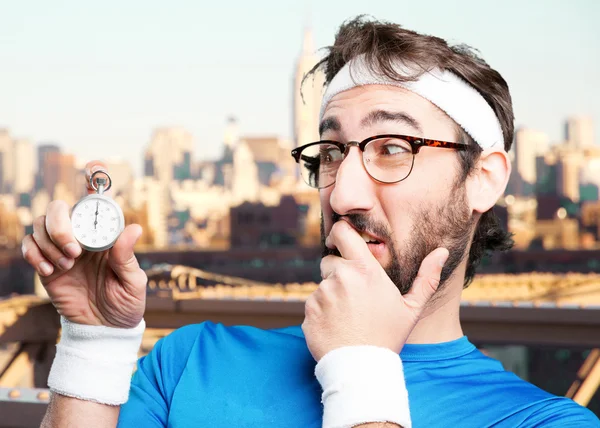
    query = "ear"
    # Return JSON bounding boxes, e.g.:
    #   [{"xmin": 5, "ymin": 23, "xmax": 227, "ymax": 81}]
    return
[{"xmin": 466, "ymin": 149, "xmax": 511, "ymax": 214}]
